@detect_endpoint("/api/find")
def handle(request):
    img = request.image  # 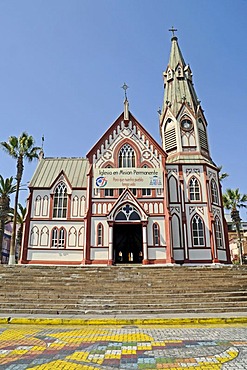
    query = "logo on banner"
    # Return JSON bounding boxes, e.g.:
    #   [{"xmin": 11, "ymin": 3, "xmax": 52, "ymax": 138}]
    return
[
  {"xmin": 95, "ymin": 176, "xmax": 107, "ymax": 187},
  {"xmin": 149, "ymin": 175, "xmax": 162, "ymax": 186}
]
